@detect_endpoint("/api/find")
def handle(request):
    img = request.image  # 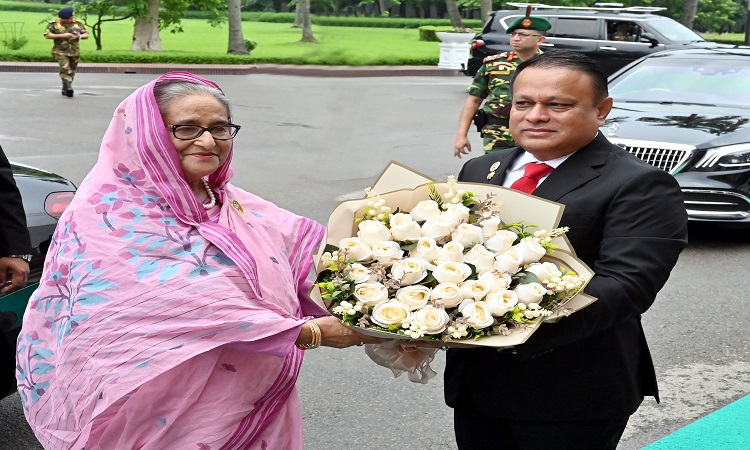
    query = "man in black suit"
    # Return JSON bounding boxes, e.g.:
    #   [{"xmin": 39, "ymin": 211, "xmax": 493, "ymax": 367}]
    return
[
  {"xmin": 0, "ymin": 145, "xmax": 32, "ymax": 296},
  {"xmin": 445, "ymin": 52, "xmax": 688, "ymax": 449}
]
